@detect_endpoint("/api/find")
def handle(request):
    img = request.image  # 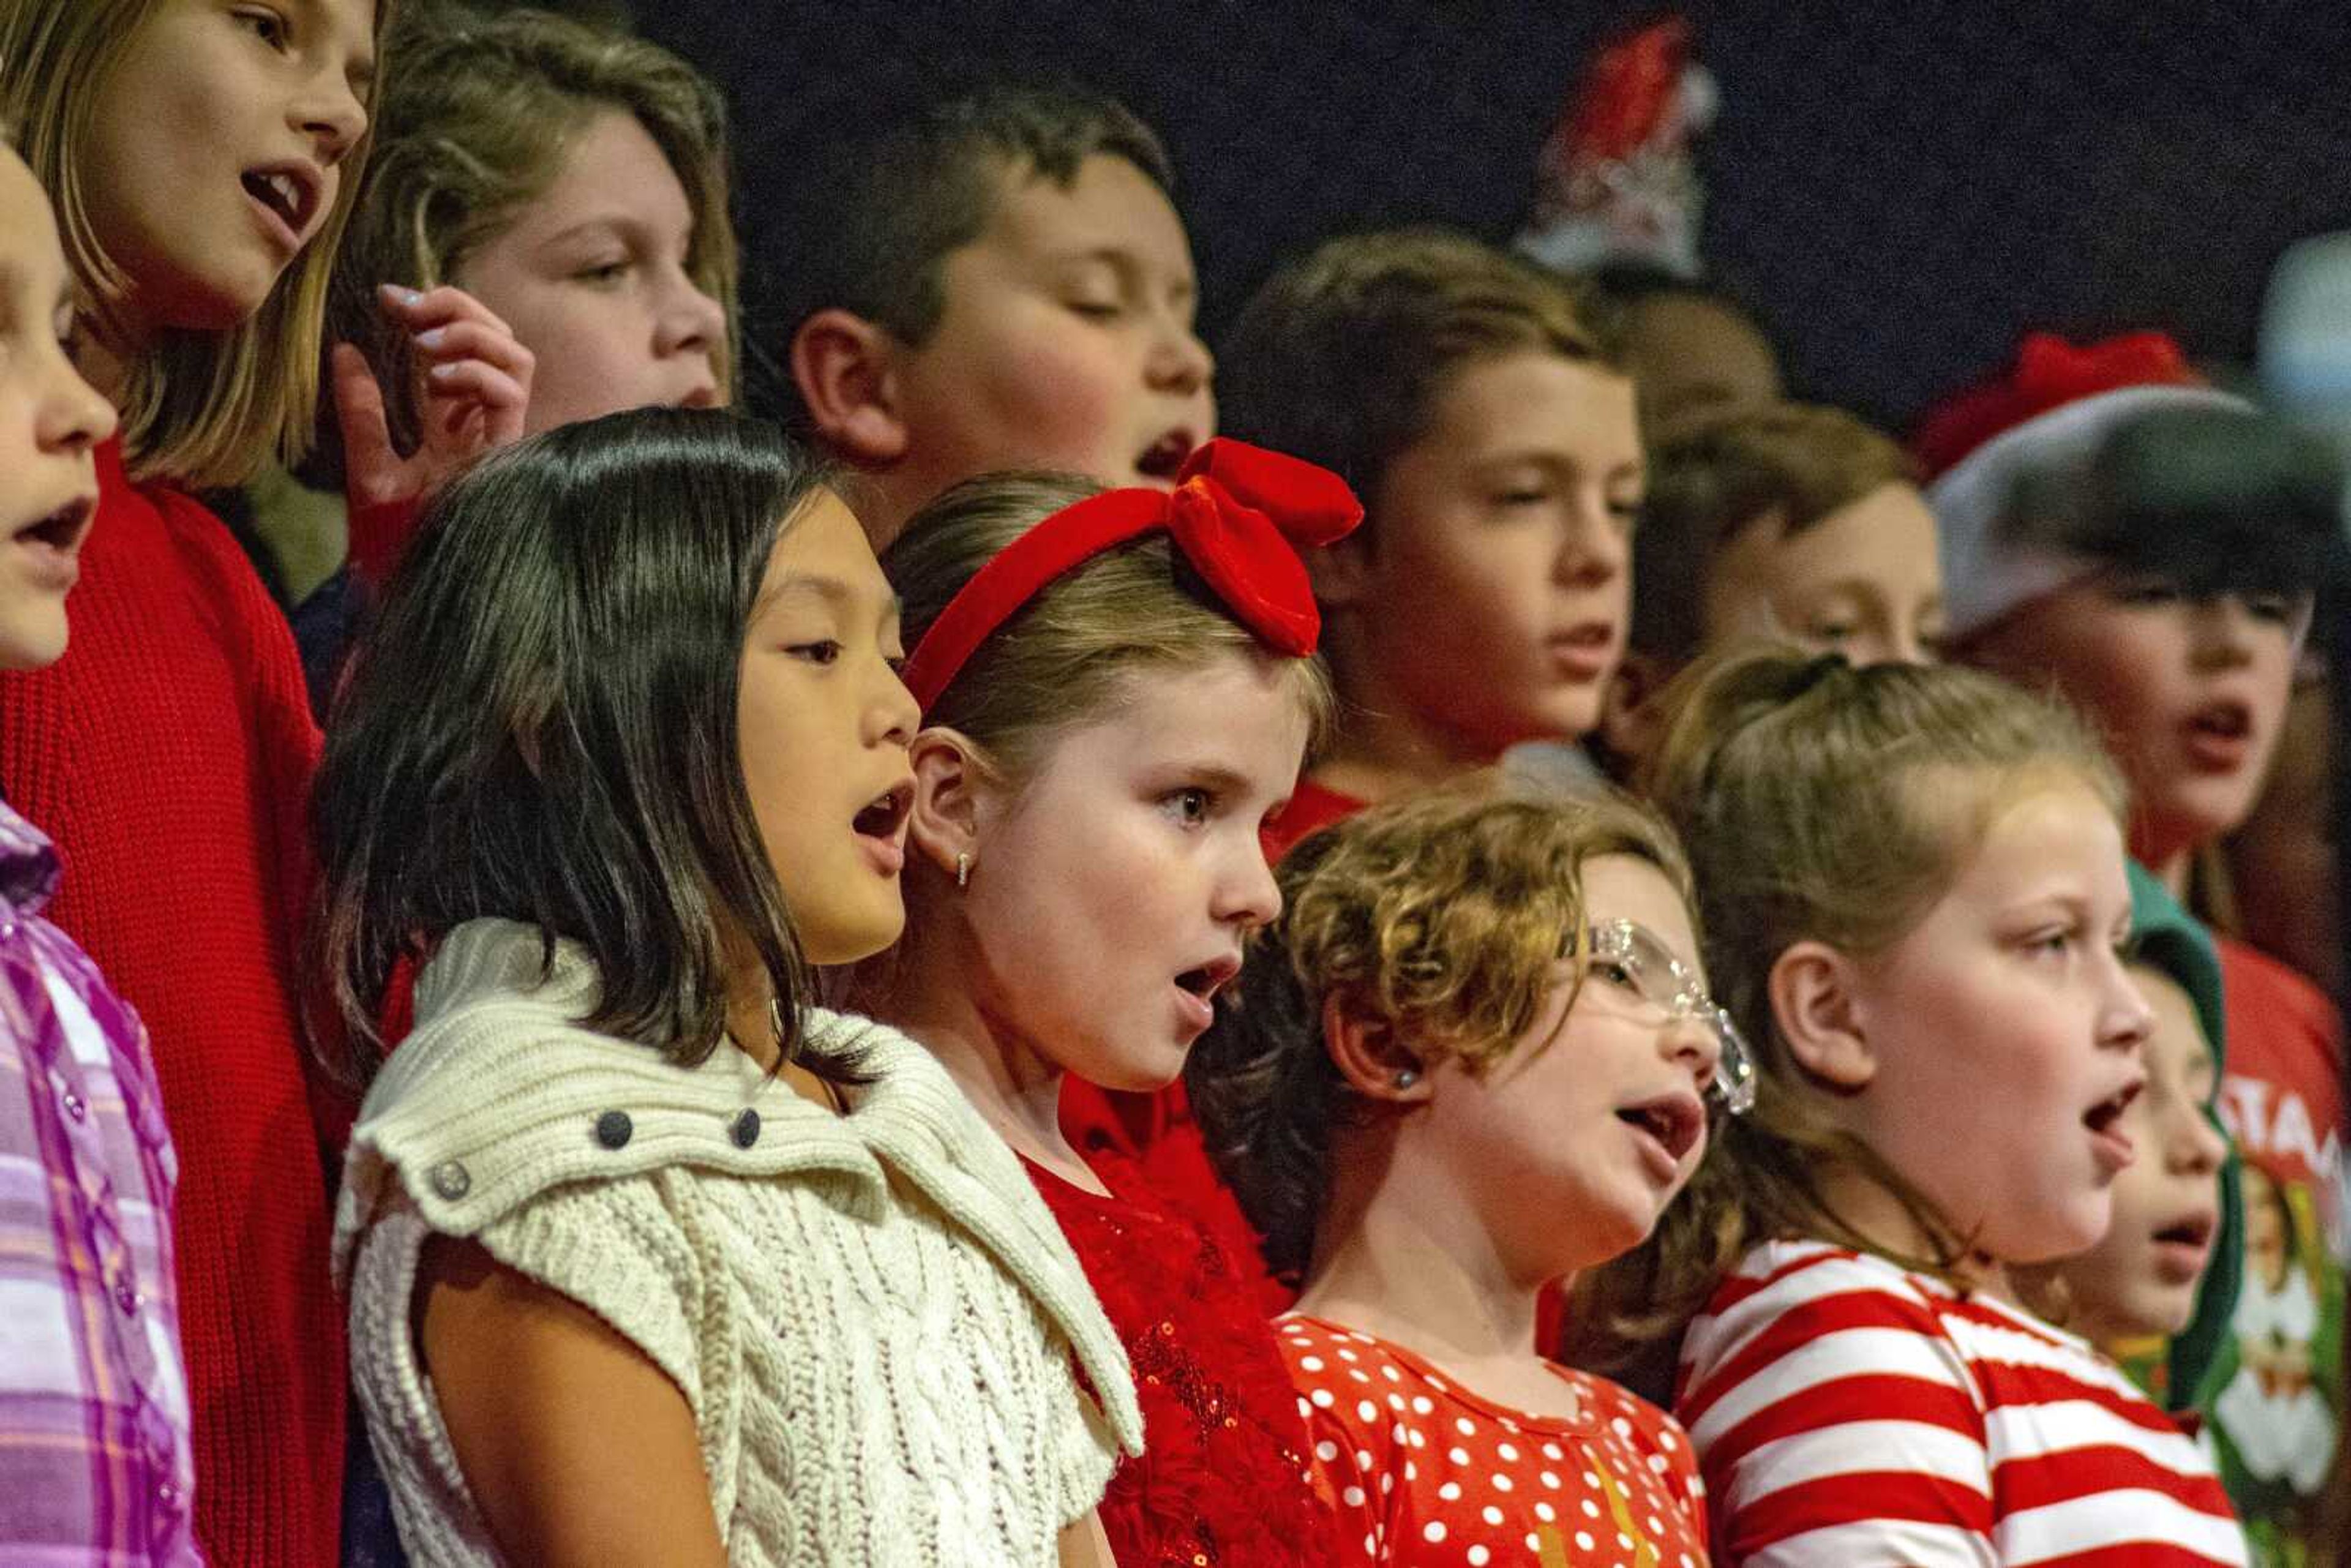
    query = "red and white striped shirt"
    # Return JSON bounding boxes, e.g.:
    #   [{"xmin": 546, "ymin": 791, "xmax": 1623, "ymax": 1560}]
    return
[{"xmin": 1676, "ymin": 1240, "xmax": 2245, "ymax": 1566}]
